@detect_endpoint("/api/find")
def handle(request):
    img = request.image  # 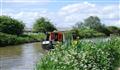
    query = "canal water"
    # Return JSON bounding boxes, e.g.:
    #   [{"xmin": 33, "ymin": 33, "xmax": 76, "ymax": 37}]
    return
[{"xmin": 0, "ymin": 42, "xmax": 47, "ymax": 70}]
